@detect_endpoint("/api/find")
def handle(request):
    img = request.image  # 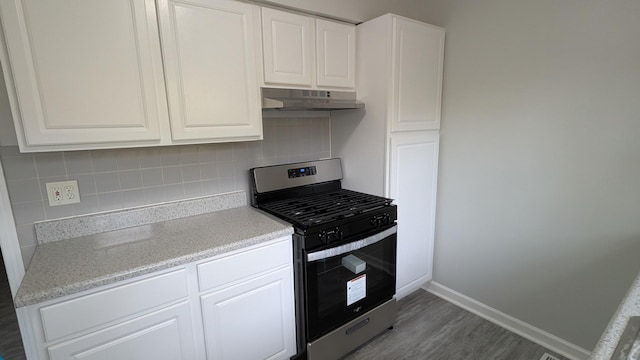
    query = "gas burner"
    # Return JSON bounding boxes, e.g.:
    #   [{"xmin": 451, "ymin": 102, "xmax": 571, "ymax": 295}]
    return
[{"xmin": 258, "ymin": 189, "xmax": 393, "ymax": 229}]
